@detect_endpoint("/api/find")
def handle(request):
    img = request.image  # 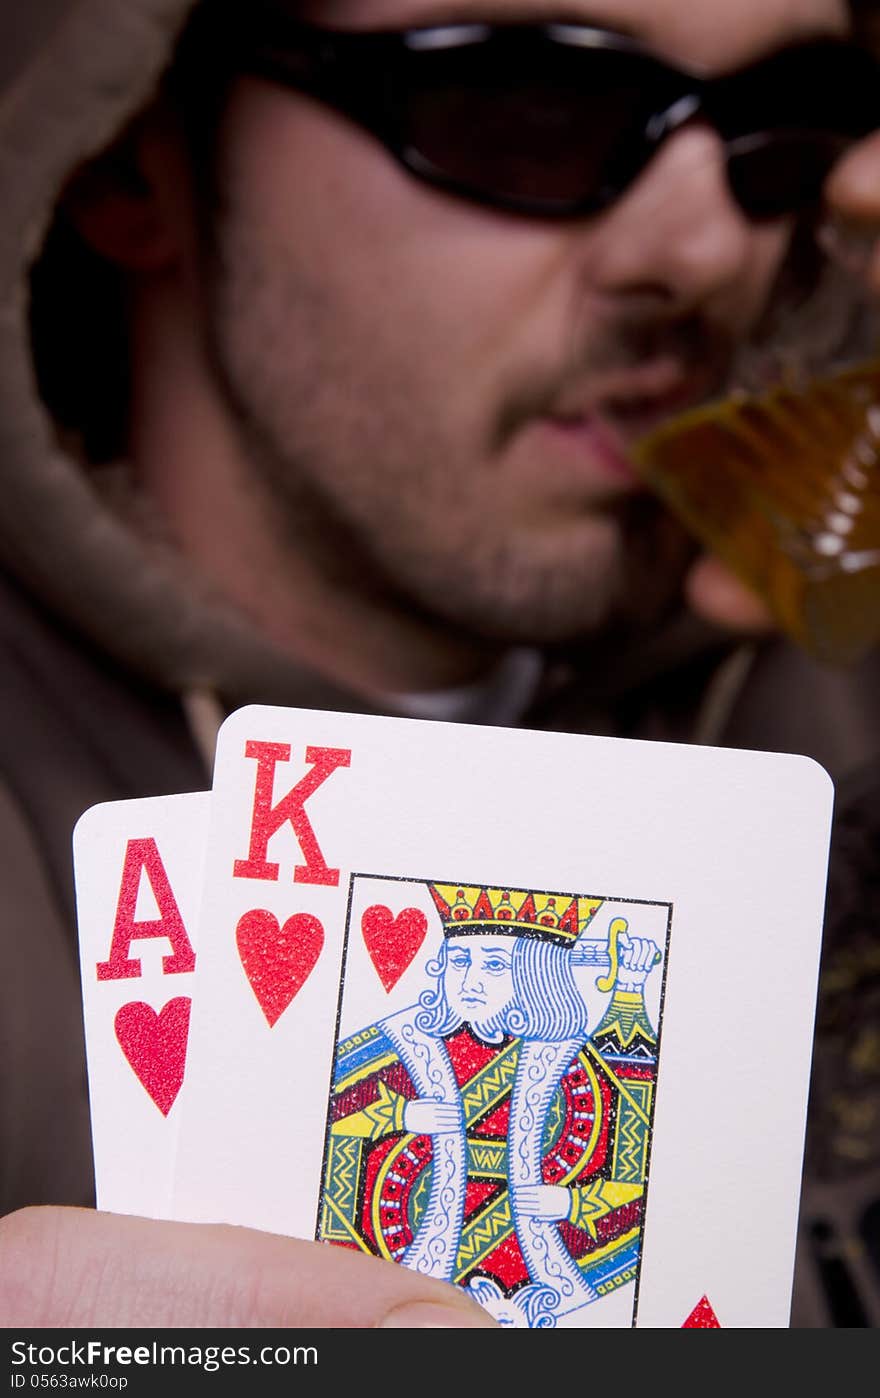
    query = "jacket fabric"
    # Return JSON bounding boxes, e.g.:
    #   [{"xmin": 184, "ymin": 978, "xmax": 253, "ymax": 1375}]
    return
[{"xmin": 1, "ymin": 0, "xmax": 879, "ymax": 1329}]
